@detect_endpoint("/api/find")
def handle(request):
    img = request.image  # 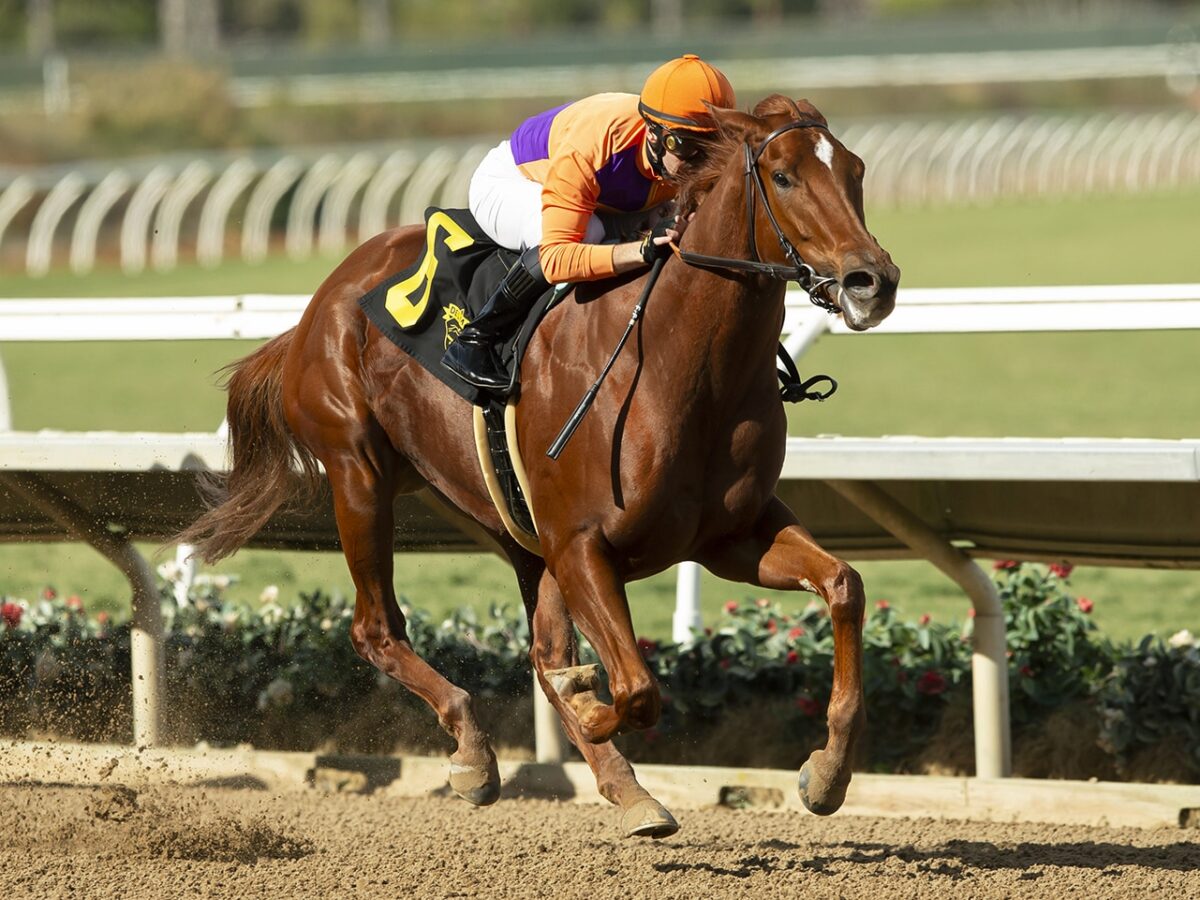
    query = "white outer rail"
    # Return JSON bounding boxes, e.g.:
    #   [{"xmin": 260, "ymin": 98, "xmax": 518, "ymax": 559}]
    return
[{"xmin": 2, "ymin": 286, "xmax": 1199, "ymax": 772}]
